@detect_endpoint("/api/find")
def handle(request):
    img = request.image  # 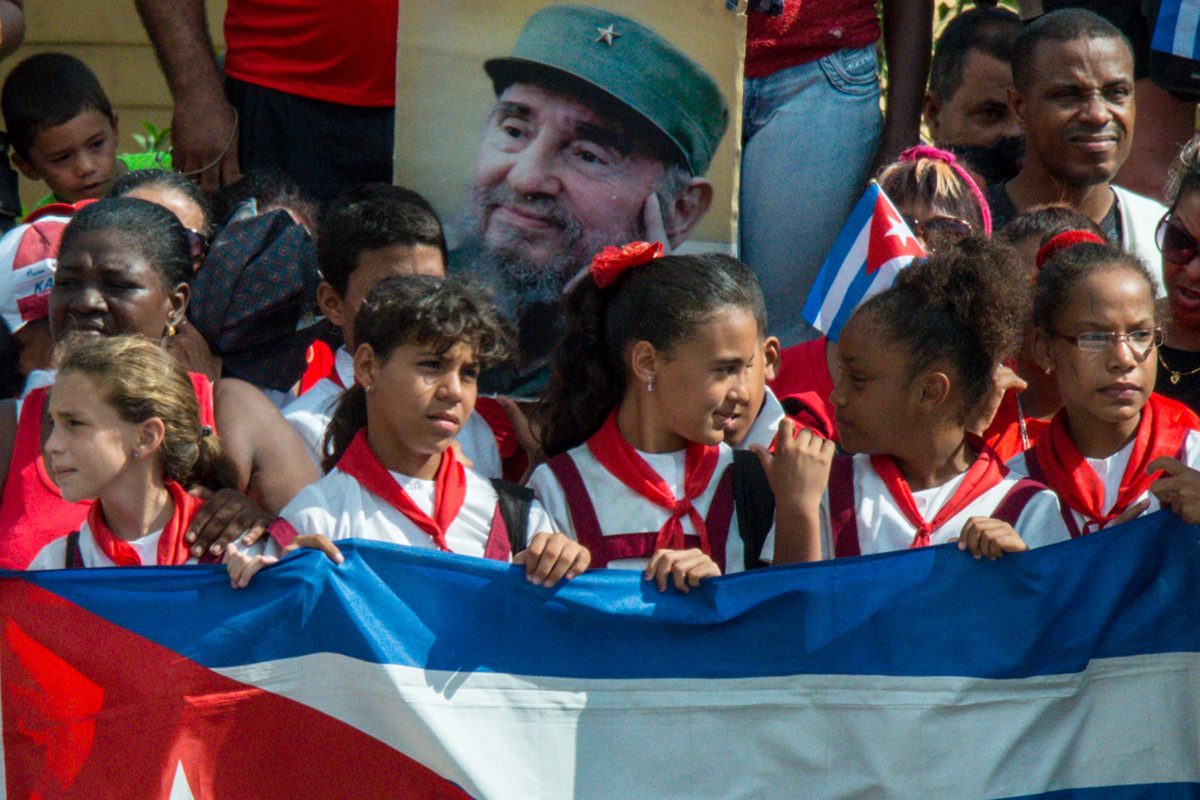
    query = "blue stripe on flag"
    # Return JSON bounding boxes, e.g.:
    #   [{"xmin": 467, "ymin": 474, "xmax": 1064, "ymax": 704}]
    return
[
  {"xmin": 1152, "ymin": 0, "xmax": 1182, "ymax": 53},
  {"xmin": 824, "ymin": 255, "xmax": 880, "ymax": 340},
  {"xmin": 11, "ymin": 510, "xmax": 1200, "ymax": 681},
  {"xmin": 802, "ymin": 184, "xmax": 879, "ymax": 326}
]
